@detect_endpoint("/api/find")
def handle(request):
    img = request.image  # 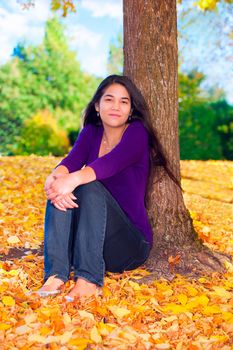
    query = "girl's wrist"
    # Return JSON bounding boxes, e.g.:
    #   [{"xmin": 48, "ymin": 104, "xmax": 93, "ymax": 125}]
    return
[{"xmin": 70, "ymin": 172, "xmax": 81, "ymax": 188}]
